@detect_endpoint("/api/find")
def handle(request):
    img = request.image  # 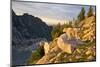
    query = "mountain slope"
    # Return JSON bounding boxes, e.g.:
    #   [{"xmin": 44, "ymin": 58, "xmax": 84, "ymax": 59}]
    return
[{"xmin": 27, "ymin": 16, "xmax": 96, "ymax": 64}]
